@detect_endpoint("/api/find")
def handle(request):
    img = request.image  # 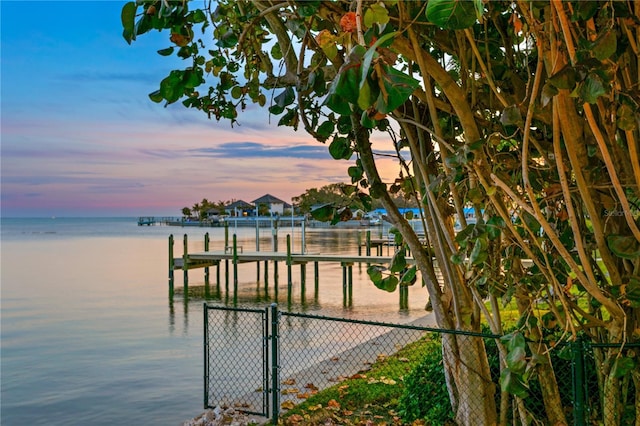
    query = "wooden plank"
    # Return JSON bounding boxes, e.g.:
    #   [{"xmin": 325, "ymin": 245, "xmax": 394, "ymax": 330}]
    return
[{"xmin": 183, "ymin": 251, "xmax": 412, "ymax": 265}]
